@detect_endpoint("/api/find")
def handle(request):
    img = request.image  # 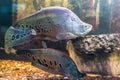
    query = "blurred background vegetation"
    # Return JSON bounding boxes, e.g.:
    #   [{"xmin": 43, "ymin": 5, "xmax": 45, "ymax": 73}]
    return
[
  {"xmin": 13, "ymin": 0, "xmax": 120, "ymax": 34},
  {"xmin": 0, "ymin": 0, "xmax": 120, "ymax": 47}
]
